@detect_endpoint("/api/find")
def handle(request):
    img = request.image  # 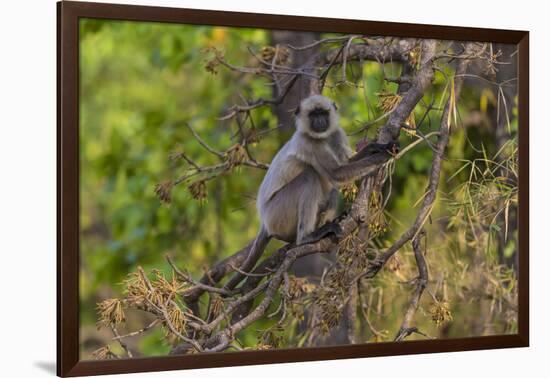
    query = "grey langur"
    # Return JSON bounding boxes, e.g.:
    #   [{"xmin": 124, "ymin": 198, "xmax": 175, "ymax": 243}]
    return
[{"xmin": 224, "ymin": 95, "xmax": 397, "ymax": 291}]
